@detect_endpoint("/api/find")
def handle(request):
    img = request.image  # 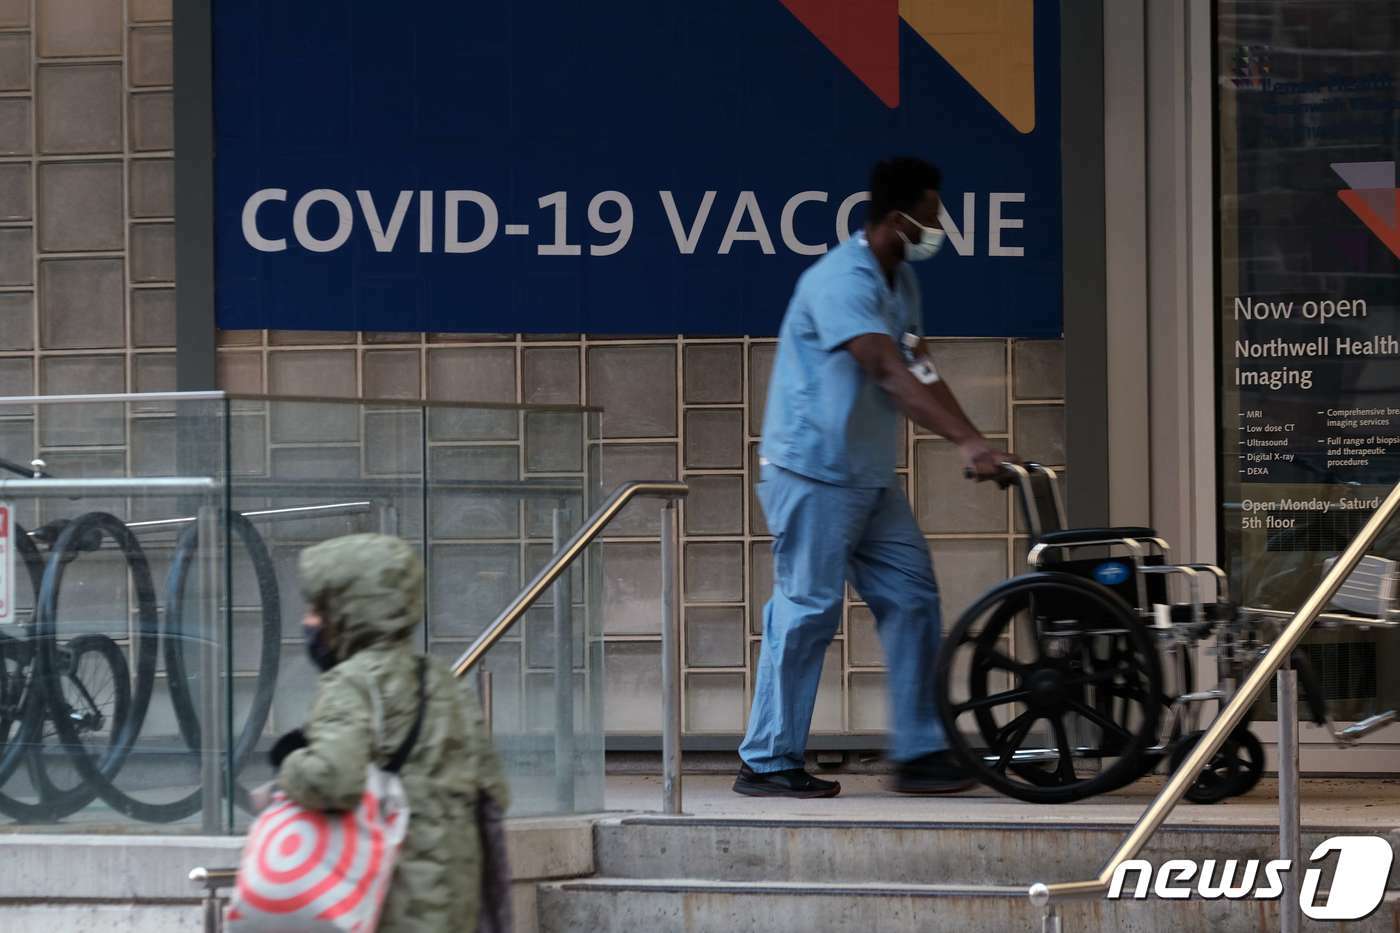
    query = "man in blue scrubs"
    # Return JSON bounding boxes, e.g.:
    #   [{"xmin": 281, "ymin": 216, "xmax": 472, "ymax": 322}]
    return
[{"xmin": 734, "ymin": 157, "xmax": 1015, "ymax": 798}]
